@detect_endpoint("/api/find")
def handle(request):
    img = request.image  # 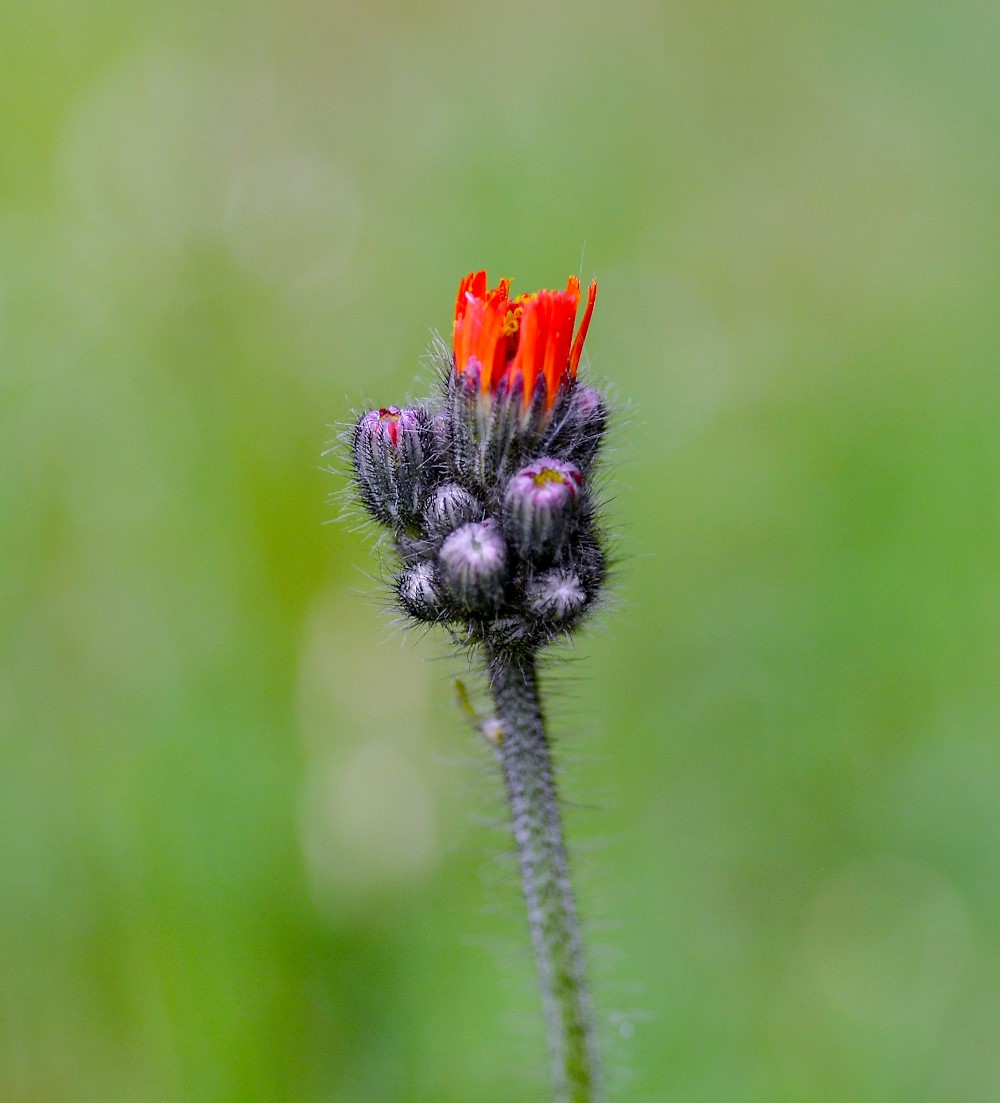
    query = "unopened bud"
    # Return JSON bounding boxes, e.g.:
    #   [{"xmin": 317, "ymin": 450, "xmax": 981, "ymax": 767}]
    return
[
  {"xmin": 544, "ymin": 384, "xmax": 608, "ymax": 473},
  {"xmin": 423, "ymin": 483, "xmax": 483, "ymax": 539},
  {"xmin": 352, "ymin": 405, "xmax": 432, "ymax": 528},
  {"xmin": 525, "ymin": 569, "xmax": 588, "ymax": 624},
  {"xmin": 438, "ymin": 518, "xmax": 508, "ymax": 613},
  {"xmin": 504, "ymin": 458, "xmax": 583, "ymax": 562},
  {"xmin": 397, "ymin": 561, "xmax": 445, "ymax": 621}
]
